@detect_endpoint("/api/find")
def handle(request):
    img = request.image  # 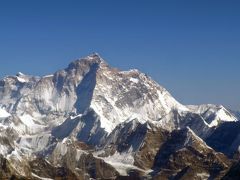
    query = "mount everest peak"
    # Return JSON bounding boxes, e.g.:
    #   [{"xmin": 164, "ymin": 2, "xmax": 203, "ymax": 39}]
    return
[{"xmin": 0, "ymin": 53, "xmax": 239, "ymax": 179}]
